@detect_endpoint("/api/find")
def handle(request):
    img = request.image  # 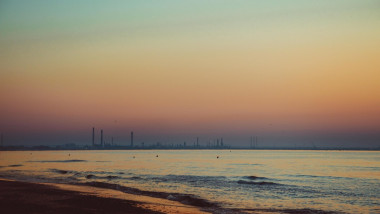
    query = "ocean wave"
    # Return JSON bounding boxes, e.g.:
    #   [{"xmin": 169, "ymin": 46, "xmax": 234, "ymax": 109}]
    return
[
  {"xmin": 129, "ymin": 176, "xmax": 143, "ymax": 180},
  {"xmin": 242, "ymin": 175, "xmax": 267, "ymax": 180},
  {"xmin": 152, "ymin": 174, "xmax": 227, "ymax": 183},
  {"xmin": 85, "ymin": 174, "xmax": 120, "ymax": 180},
  {"xmin": 28, "ymin": 159, "xmax": 87, "ymax": 163},
  {"xmin": 48, "ymin": 169, "xmax": 124, "ymax": 181},
  {"xmin": 7, "ymin": 164, "xmax": 23, "ymax": 167},
  {"xmin": 288, "ymin": 174, "xmax": 356, "ymax": 180},
  {"xmin": 80, "ymin": 170, "xmax": 130, "ymax": 176},
  {"xmin": 241, "ymin": 208, "xmax": 344, "ymax": 214},
  {"xmin": 49, "ymin": 169, "xmax": 71, "ymax": 174},
  {"xmin": 80, "ymin": 181, "xmax": 218, "ymax": 208},
  {"xmin": 229, "ymin": 163, "xmax": 263, "ymax": 166},
  {"xmin": 237, "ymin": 180, "xmax": 278, "ymax": 185}
]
